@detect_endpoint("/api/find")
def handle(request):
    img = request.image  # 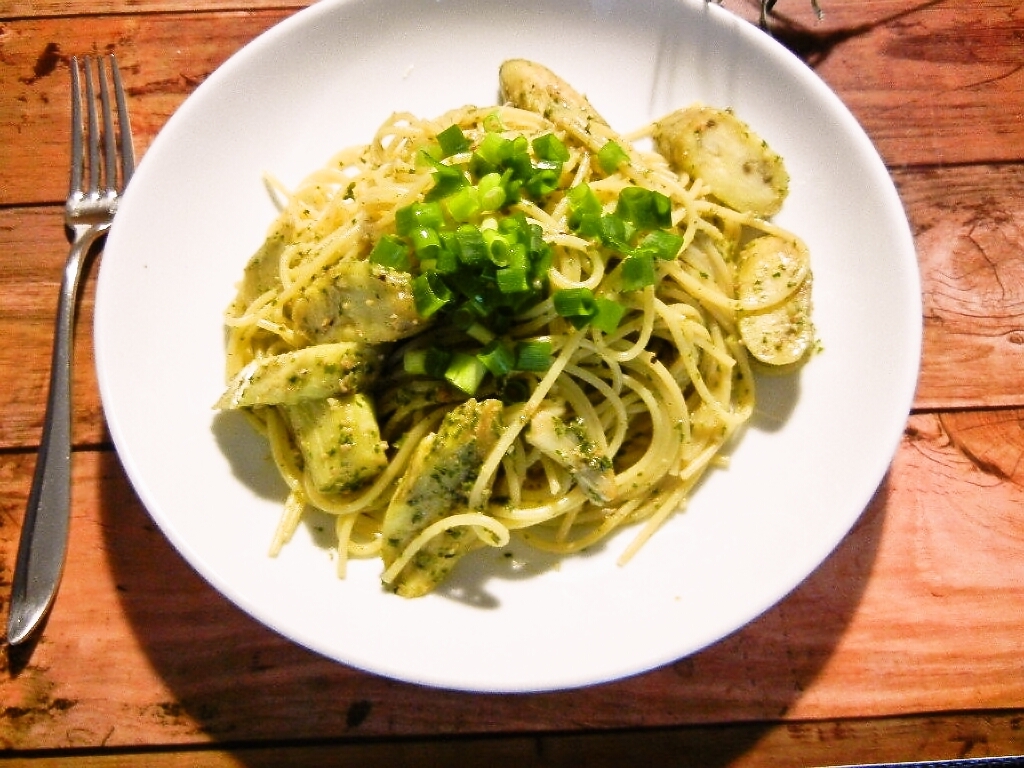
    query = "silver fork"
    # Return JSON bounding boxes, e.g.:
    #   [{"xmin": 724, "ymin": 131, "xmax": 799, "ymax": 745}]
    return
[{"xmin": 7, "ymin": 54, "xmax": 135, "ymax": 646}]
